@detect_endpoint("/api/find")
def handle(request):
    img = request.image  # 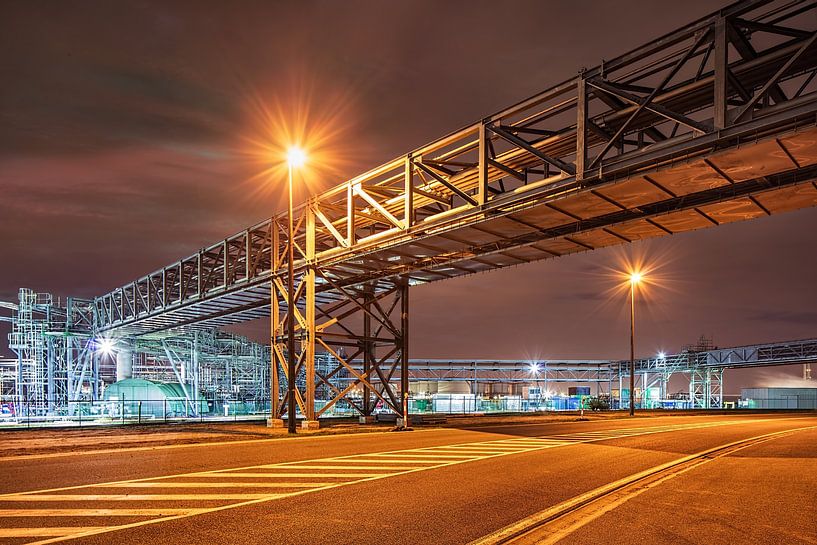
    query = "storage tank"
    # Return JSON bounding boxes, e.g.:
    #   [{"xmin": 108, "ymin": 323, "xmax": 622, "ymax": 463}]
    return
[{"xmin": 103, "ymin": 378, "xmax": 209, "ymax": 417}]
